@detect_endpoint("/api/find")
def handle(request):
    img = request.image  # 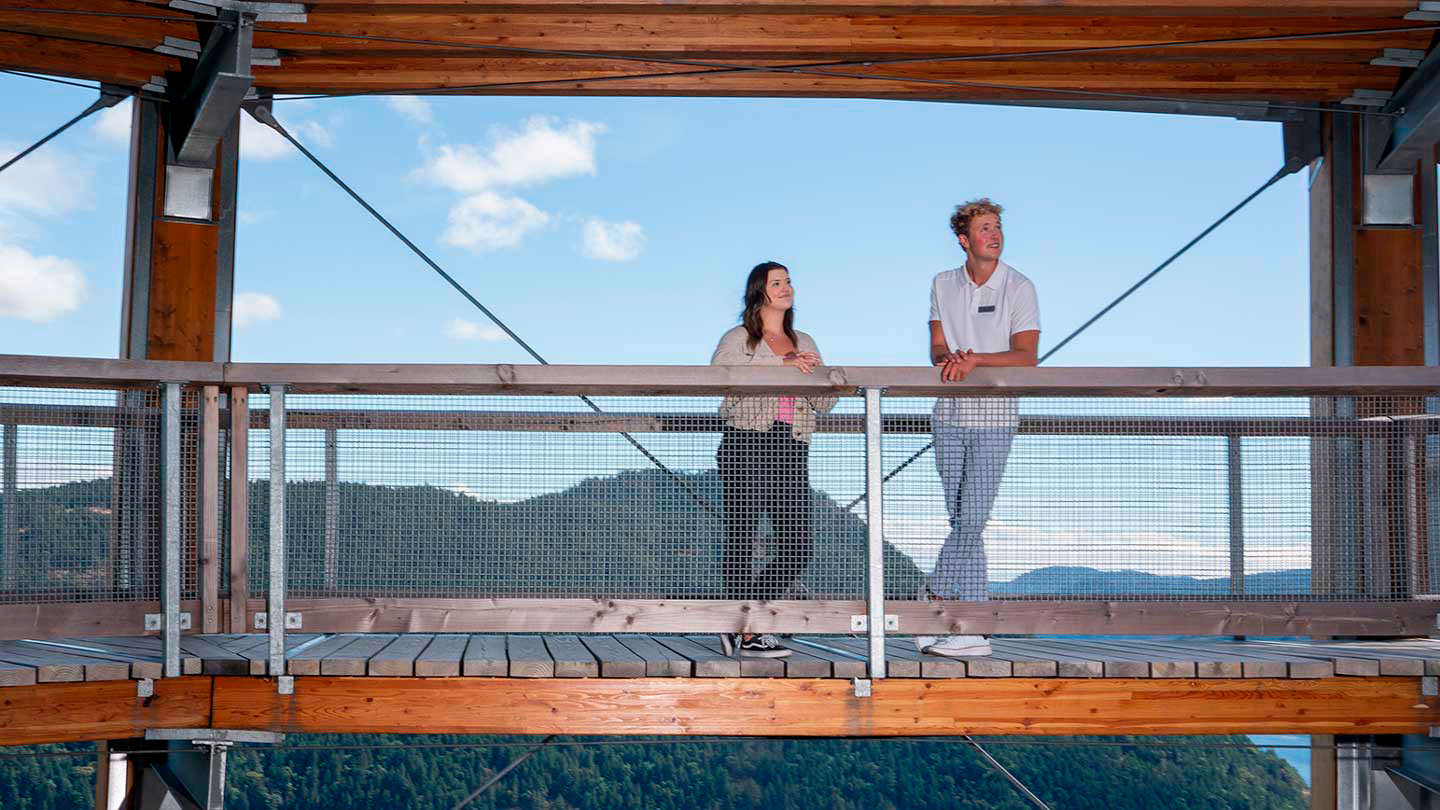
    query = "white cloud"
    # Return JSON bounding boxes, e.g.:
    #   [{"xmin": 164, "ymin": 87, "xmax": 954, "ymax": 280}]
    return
[
  {"xmin": 387, "ymin": 96, "xmax": 434, "ymax": 126},
  {"xmin": 239, "ymin": 114, "xmax": 292, "ymax": 160},
  {"xmin": 238, "ymin": 112, "xmax": 334, "ymax": 160},
  {"xmin": 234, "ymin": 291, "xmax": 281, "ymax": 327},
  {"xmin": 441, "ymin": 191, "xmax": 549, "ymax": 251},
  {"xmin": 92, "ymin": 98, "xmax": 132, "ymax": 144},
  {"xmin": 237, "ymin": 211, "xmax": 265, "ymax": 226},
  {"xmin": 0, "ymin": 242, "xmax": 85, "ymax": 321},
  {"xmin": 580, "ymin": 218, "xmax": 645, "ymax": 262},
  {"xmin": 0, "ymin": 142, "xmax": 92, "ymax": 216},
  {"xmin": 295, "ymin": 119, "xmax": 335, "ymax": 149},
  {"xmin": 443, "ymin": 318, "xmax": 506, "ymax": 341},
  {"xmin": 420, "ymin": 117, "xmax": 604, "ymax": 193}
]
